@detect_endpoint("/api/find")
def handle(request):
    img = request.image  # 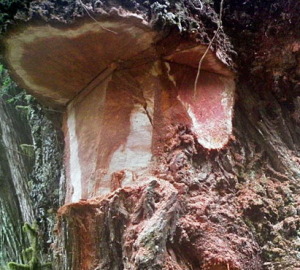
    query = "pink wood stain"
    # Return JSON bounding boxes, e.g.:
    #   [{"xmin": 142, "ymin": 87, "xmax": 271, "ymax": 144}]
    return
[{"xmin": 176, "ymin": 68, "xmax": 234, "ymax": 149}]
